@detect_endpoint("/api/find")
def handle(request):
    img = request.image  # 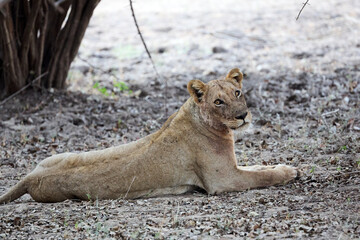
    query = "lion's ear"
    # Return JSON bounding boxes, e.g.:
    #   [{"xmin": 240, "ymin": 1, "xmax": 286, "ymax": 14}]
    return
[
  {"xmin": 187, "ymin": 79, "xmax": 207, "ymax": 103},
  {"xmin": 226, "ymin": 68, "xmax": 243, "ymax": 88}
]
